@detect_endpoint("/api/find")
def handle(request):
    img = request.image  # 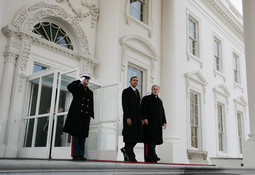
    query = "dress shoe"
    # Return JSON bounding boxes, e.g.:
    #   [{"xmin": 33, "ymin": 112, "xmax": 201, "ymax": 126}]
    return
[
  {"xmin": 121, "ymin": 147, "xmax": 130, "ymax": 161},
  {"xmin": 72, "ymin": 156, "xmax": 79, "ymax": 161},
  {"xmin": 156, "ymin": 156, "xmax": 160, "ymax": 161},
  {"xmin": 78, "ymin": 156, "xmax": 87, "ymax": 161}
]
